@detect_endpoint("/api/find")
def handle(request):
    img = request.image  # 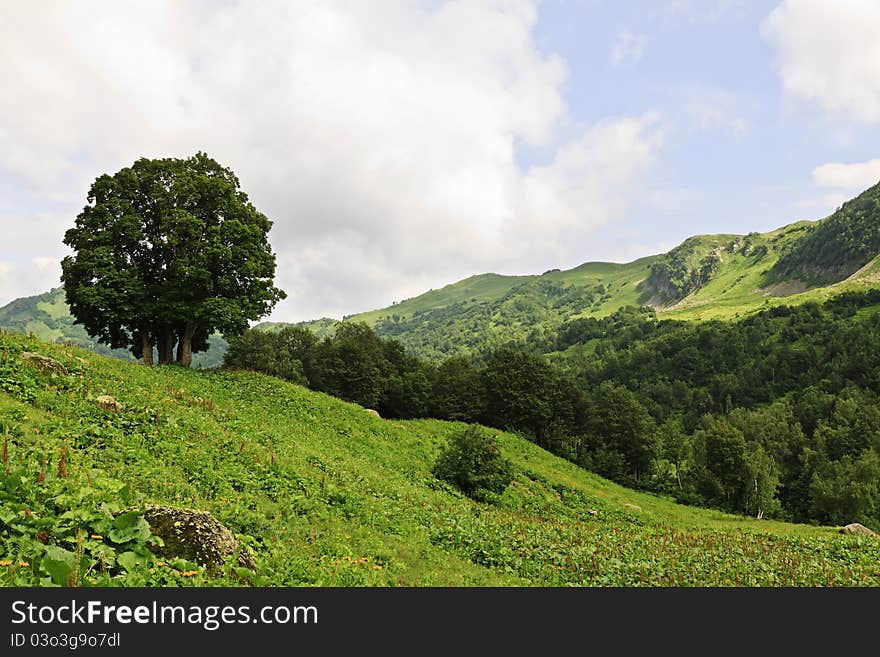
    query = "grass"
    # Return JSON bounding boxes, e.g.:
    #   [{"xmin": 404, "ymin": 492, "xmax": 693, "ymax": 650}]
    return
[{"xmin": 2, "ymin": 330, "xmax": 880, "ymax": 586}]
